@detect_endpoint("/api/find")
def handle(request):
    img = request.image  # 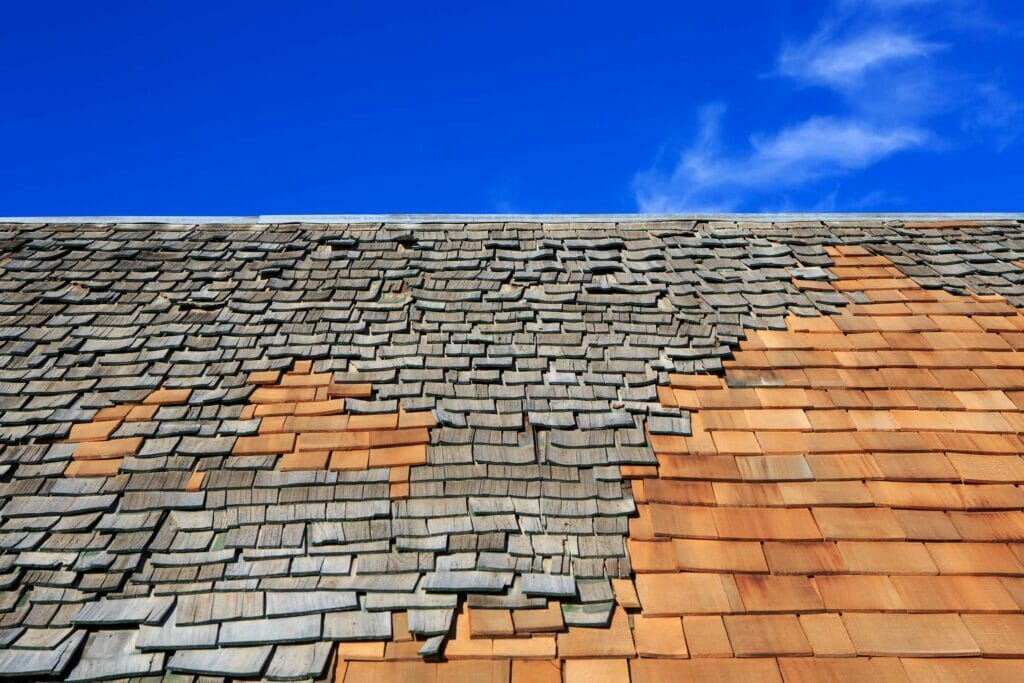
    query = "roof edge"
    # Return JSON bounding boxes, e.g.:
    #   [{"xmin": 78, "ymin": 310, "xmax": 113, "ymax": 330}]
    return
[{"xmin": 1, "ymin": 213, "xmax": 1022, "ymax": 225}]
